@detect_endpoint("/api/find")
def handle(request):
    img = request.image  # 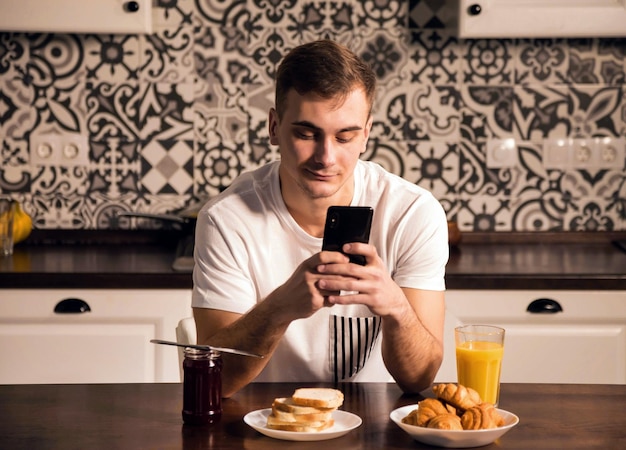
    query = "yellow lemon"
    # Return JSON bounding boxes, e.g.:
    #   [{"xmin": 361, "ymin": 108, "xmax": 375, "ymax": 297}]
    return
[{"xmin": 1, "ymin": 201, "xmax": 32, "ymax": 244}]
